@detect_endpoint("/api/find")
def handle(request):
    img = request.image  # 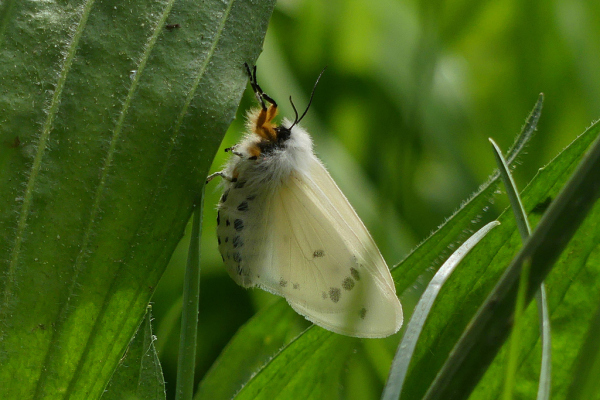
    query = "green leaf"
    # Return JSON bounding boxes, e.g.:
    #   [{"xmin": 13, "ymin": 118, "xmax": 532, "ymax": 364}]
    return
[
  {"xmin": 101, "ymin": 306, "xmax": 165, "ymax": 400},
  {"xmin": 0, "ymin": 0, "xmax": 275, "ymax": 398}
]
